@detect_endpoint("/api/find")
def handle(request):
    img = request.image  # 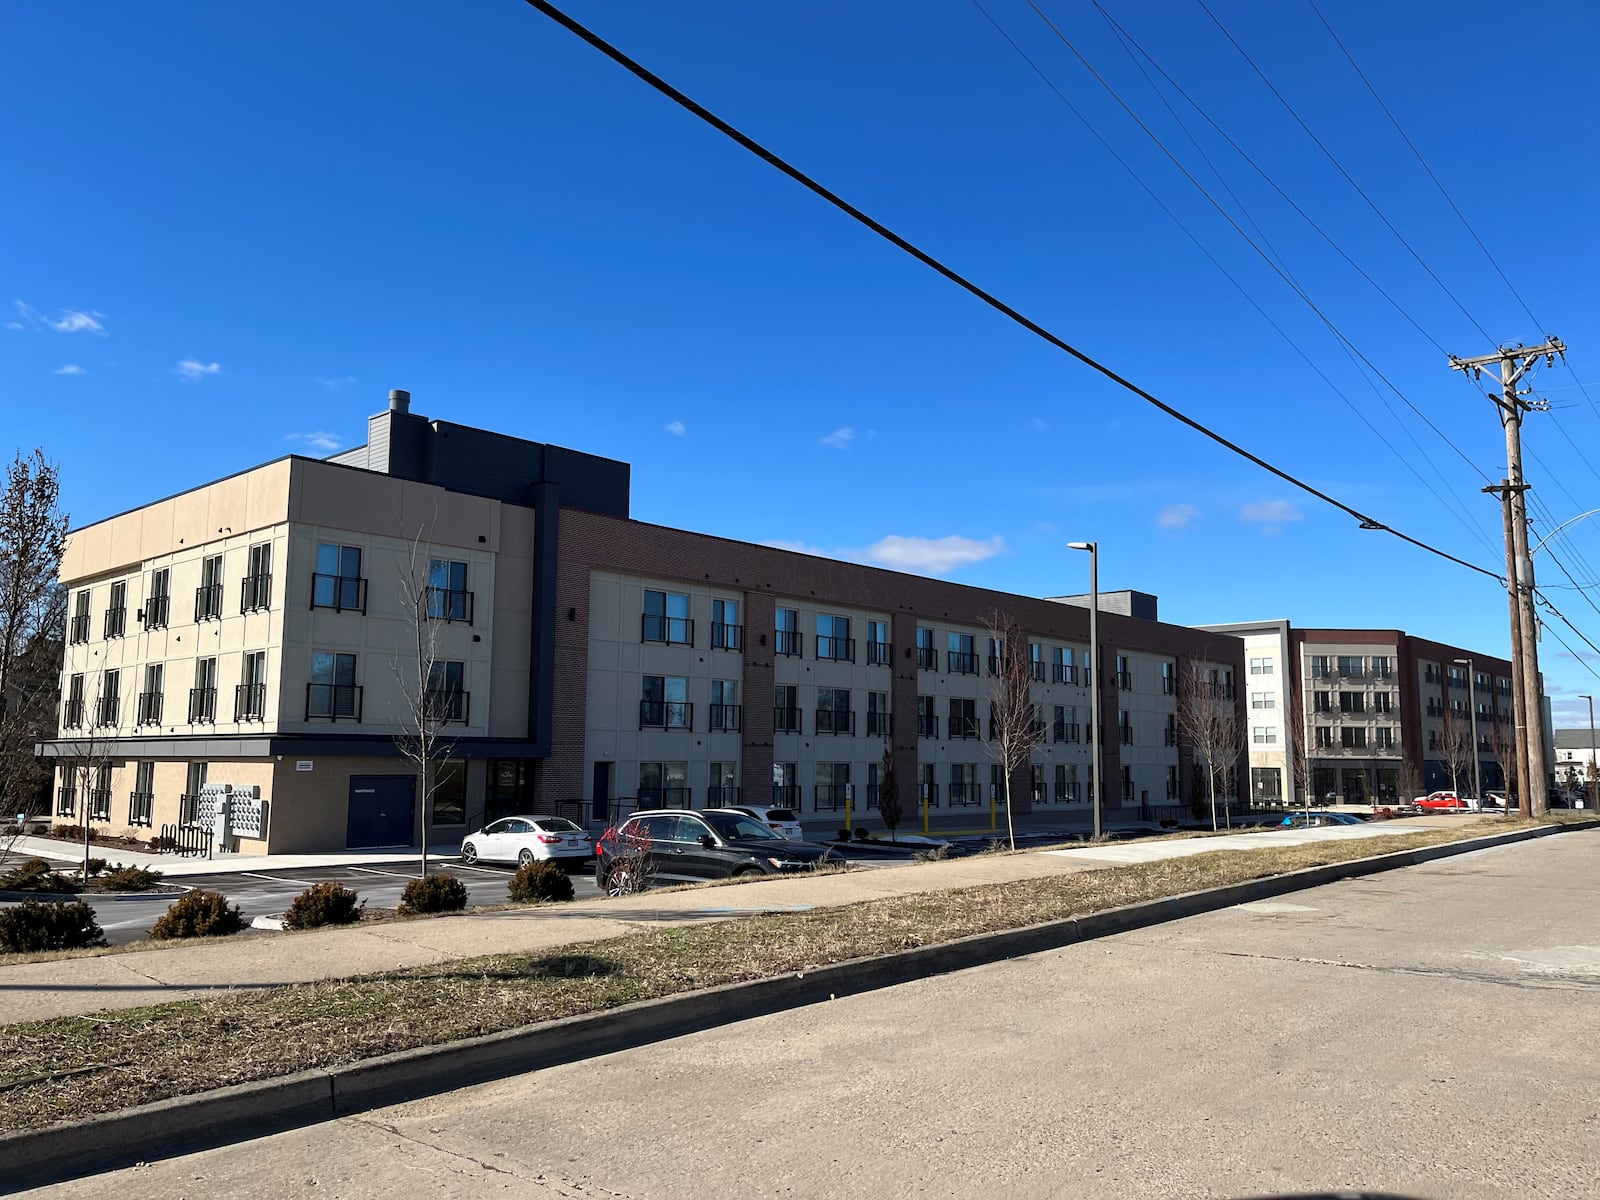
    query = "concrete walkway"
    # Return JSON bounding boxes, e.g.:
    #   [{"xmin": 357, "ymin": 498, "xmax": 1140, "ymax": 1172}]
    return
[{"xmin": 0, "ymin": 817, "xmax": 1469, "ymax": 1027}]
